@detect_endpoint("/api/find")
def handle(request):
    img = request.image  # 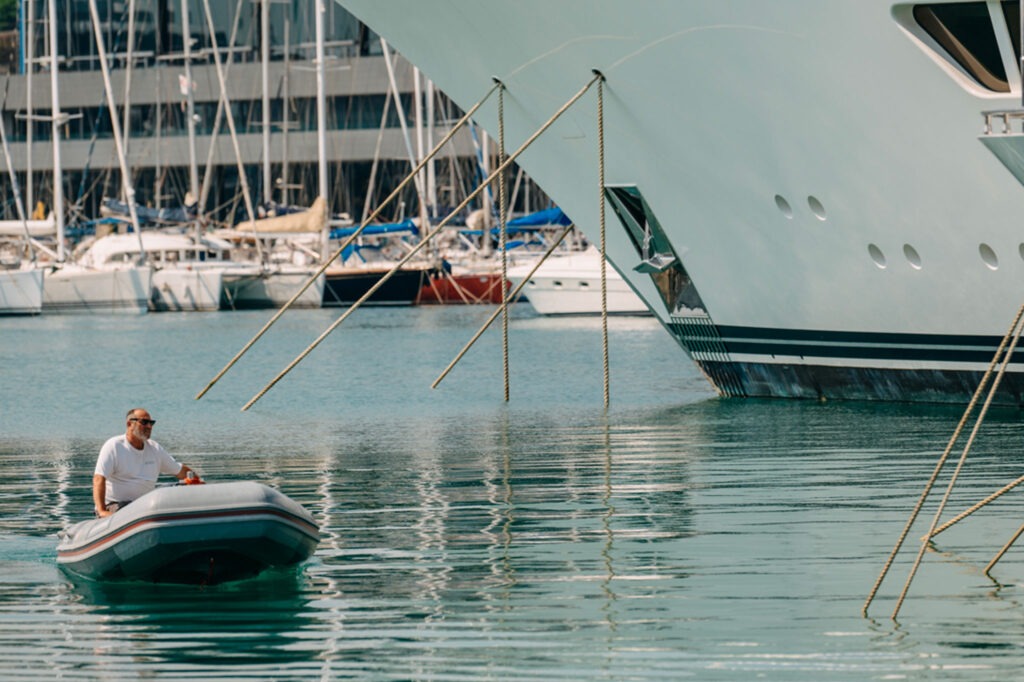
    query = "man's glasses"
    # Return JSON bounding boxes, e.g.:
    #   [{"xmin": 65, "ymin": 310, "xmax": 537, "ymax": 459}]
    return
[{"xmin": 130, "ymin": 418, "xmax": 156, "ymax": 426}]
